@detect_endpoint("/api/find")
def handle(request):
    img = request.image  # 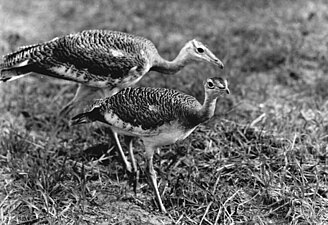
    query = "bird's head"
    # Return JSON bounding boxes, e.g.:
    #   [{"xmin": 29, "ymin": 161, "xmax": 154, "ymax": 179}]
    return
[
  {"xmin": 183, "ymin": 39, "xmax": 224, "ymax": 69},
  {"xmin": 204, "ymin": 77, "xmax": 230, "ymax": 97}
]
